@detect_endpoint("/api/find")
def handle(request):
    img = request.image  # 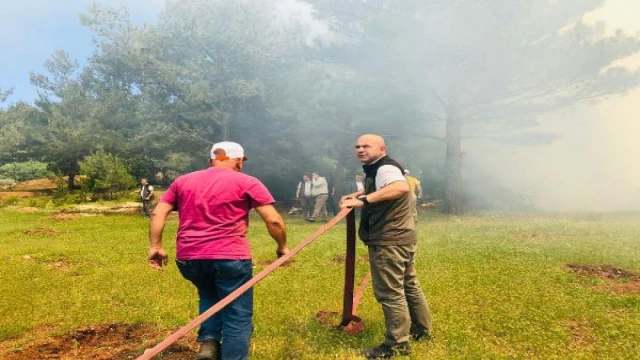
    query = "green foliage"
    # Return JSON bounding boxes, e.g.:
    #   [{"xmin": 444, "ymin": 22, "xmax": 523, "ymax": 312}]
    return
[
  {"xmin": 25, "ymin": 196, "xmax": 52, "ymax": 209},
  {"xmin": 79, "ymin": 150, "xmax": 135, "ymax": 198},
  {"xmin": 0, "ymin": 195, "xmax": 20, "ymax": 208},
  {"xmin": 0, "ymin": 161, "xmax": 53, "ymax": 182}
]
